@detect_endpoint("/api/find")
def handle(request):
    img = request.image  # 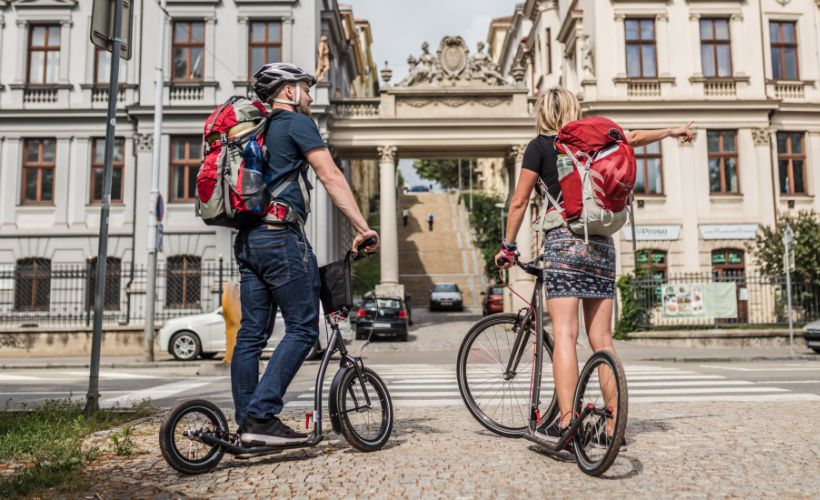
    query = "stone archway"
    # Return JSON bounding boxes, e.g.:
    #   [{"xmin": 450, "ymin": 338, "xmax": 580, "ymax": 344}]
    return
[{"xmin": 328, "ymin": 36, "xmax": 537, "ymax": 301}]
